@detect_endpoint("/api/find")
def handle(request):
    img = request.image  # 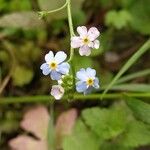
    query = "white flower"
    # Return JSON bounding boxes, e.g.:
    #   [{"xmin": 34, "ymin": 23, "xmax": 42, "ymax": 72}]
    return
[
  {"xmin": 51, "ymin": 85, "xmax": 64, "ymax": 100},
  {"xmin": 71, "ymin": 26, "xmax": 100, "ymax": 56}
]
